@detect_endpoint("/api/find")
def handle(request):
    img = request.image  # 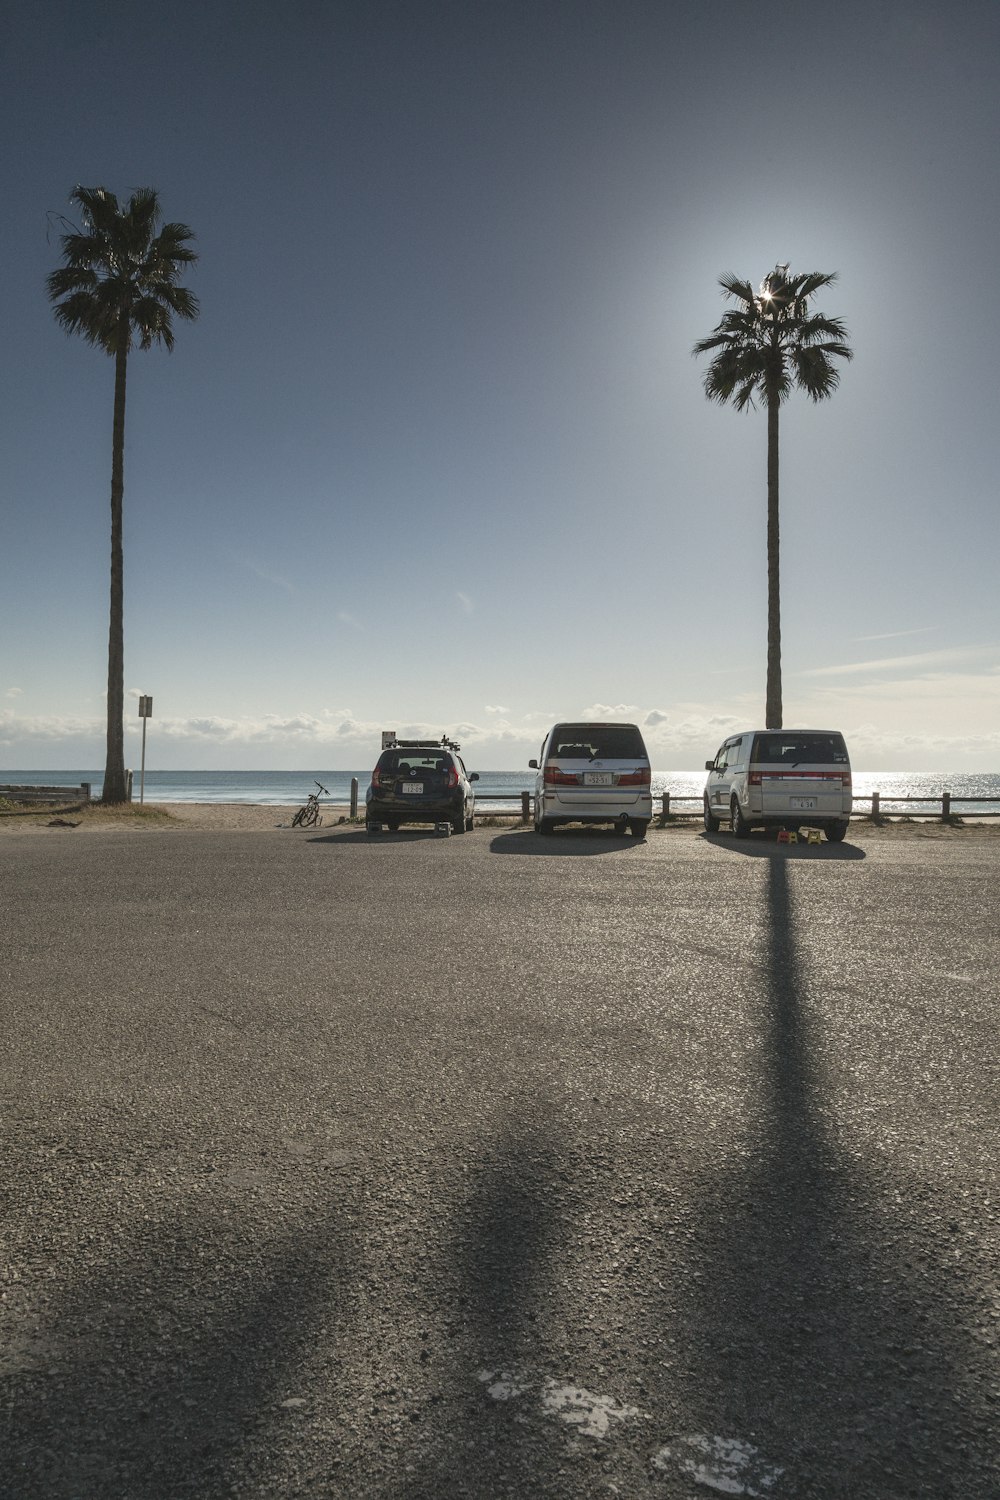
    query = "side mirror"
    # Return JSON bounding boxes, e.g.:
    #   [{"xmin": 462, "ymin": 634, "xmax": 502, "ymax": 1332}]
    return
[
  {"xmin": 705, "ymin": 760, "xmax": 716, "ymax": 772},
  {"xmin": 469, "ymin": 772, "xmax": 479, "ymax": 782},
  {"xmin": 528, "ymin": 759, "xmax": 538, "ymax": 769}
]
